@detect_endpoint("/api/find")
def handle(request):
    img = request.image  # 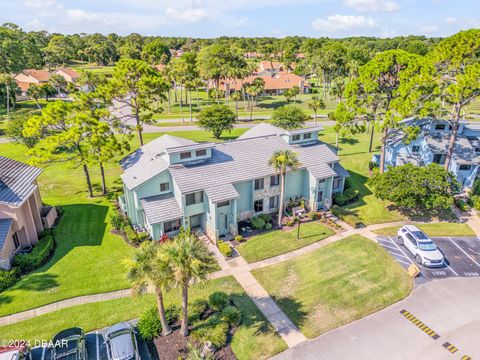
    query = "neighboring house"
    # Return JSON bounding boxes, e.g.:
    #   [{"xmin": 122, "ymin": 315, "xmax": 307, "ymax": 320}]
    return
[
  {"xmin": 52, "ymin": 67, "xmax": 80, "ymax": 83},
  {"xmin": 0, "ymin": 156, "xmax": 57, "ymax": 270},
  {"xmin": 382, "ymin": 118, "xmax": 480, "ymax": 189},
  {"xmin": 14, "ymin": 69, "xmax": 51, "ymax": 99},
  {"xmin": 119, "ymin": 123, "xmax": 349, "ymax": 241},
  {"xmin": 219, "ymin": 73, "xmax": 309, "ymax": 96}
]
